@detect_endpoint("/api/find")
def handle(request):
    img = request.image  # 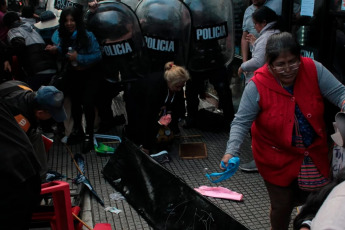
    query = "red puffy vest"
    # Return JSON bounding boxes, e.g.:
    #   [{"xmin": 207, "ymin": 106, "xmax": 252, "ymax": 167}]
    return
[{"xmin": 251, "ymin": 57, "xmax": 330, "ymax": 186}]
